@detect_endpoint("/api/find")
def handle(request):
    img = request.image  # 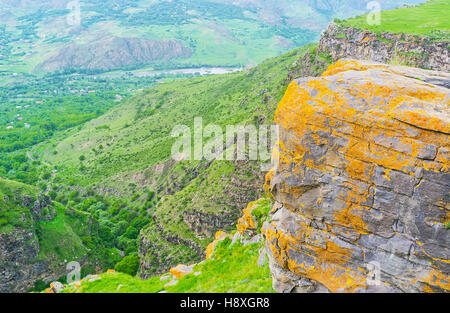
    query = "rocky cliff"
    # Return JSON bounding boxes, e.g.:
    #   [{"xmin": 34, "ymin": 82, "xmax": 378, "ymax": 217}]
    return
[
  {"xmin": 319, "ymin": 22, "xmax": 449, "ymax": 72},
  {"xmin": 263, "ymin": 59, "xmax": 449, "ymax": 293},
  {"xmin": 0, "ymin": 193, "xmax": 55, "ymax": 293}
]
